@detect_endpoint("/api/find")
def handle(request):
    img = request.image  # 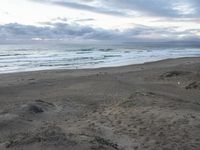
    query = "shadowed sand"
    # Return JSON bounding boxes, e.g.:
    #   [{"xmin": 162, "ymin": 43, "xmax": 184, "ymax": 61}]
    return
[{"xmin": 0, "ymin": 57, "xmax": 200, "ymax": 150}]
